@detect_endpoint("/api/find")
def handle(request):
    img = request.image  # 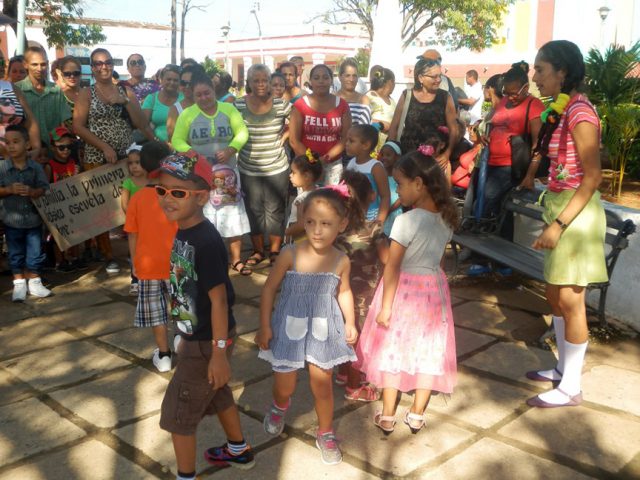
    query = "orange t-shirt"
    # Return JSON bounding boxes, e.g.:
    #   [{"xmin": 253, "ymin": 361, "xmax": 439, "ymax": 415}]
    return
[{"xmin": 123, "ymin": 186, "xmax": 178, "ymax": 280}]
